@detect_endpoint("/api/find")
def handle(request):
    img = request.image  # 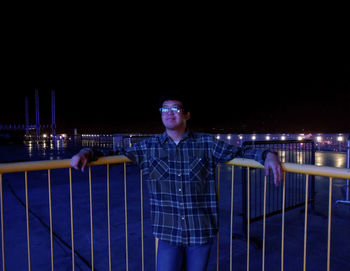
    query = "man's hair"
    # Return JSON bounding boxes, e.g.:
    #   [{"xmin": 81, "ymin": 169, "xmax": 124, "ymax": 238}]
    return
[{"xmin": 158, "ymin": 88, "xmax": 190, "ymax": 113}]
